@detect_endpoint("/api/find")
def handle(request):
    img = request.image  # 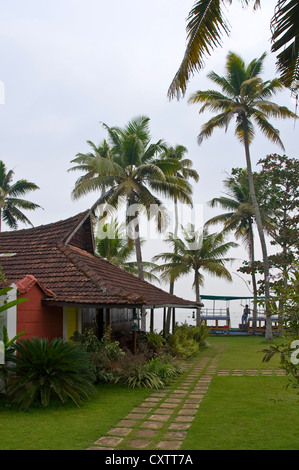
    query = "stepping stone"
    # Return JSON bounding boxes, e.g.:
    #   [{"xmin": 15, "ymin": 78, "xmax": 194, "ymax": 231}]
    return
[
  {"xmin": 140, "ymin": 402, "xmax": 157, "ymax": 407},
  {"xmin": 156, "ymin": 440, "xmax": 182, "ymax": 450},
  {"xmin": 94, "ymin": 436, "xmax": 123, "ymax": 447},
  {"xmin": 165, "ymin": 431, "xmax": 187, "ymax": 439},
  {"xmin": 128, "ymin": 439, "xmax": 150, "ymax": 449},
  {"xmin": 136, "ymin": 429, "xmax": 156, "ymax": 438},
  {"xmin": 186, "ymin": 398, "xmax": 203, "ymax": 404},
  {"xmin": 160, "ymin": 403, "xmax": 178, "ymax": 408},
  {"xmin": 133, "ymin": 407, "xmax": 152, "ymax": 413},
  {"xmin": 87, "ymin": 446, "xmax": 114, "ymax": 450},
  {"xmin": 178, "ymin": 409, "xmax": 197, "ymax": 415},
  {"xmin": 126, "ymin": 413, "xmax": 147, "ymax": 420},
  {"xmin": 148, "ymin": 414, "xmax": 170, "ymax": 422},
  {"xmin": 169, "ymin": 423, "xmax": 191, "ymax": 430},
  {"xmin": 165, "ymin": 398, "xmax": 182, "ymax": 403},
  {"xmin": 190, "ymin": 394, "xmax": 205, "ymax": 399},
  {"xmin": 117, "ymin": 419, "xmax": 137, "ymax": 427},
  {"xmin": 141, "ymin": 421, "xmax": 164, "ymax": 429},
  {"xmin": 175, "ymin": 415, "xmax": 194, "ymax": 422},
  {"xmin": 183, "ymin": 403, "xmax": 199, "ymax": 409},
  {"xmin": 145, "ymin": 397, "xmax": 161, "ymax": 402},
  {"xmin": 155, "ymin": 408, "xmax": 174, "ymax": 415},
  {"xmin": 108, "ymin": 427, "xmax": 133, "ymax": 436},
  {"xmin": 151, "ymin": 392, "xmax": 167, "ymax": 397}
]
